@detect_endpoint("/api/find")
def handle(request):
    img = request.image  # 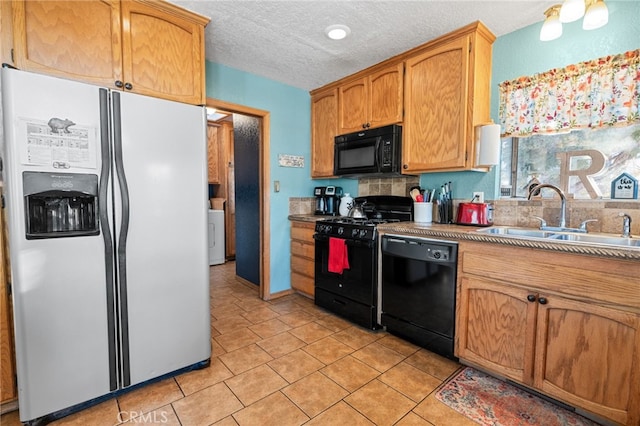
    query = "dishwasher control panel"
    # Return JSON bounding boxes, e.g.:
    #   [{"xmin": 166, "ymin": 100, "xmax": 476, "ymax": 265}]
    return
[
  {"xmin": 381, "ymin": 235, "xmax": 458, "ymax": 264},
  {"xmin": 426, "ymin": 247, "xmax": 449, "ymax": 261}
]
